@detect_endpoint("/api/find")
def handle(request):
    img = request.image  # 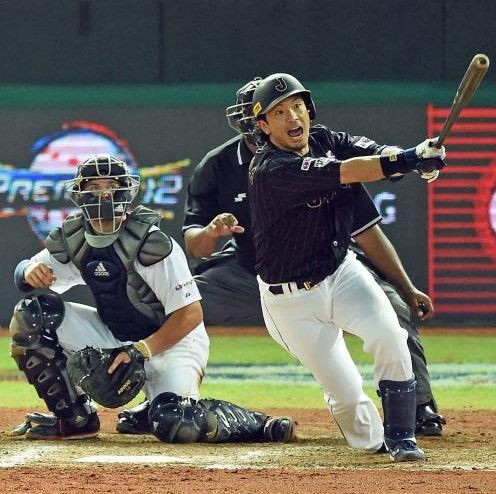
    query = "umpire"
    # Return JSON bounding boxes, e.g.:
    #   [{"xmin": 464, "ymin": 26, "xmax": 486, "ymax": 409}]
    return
[{"xmin": 248, "ymin": 73, "xmax": 446, "ymax": 461}]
